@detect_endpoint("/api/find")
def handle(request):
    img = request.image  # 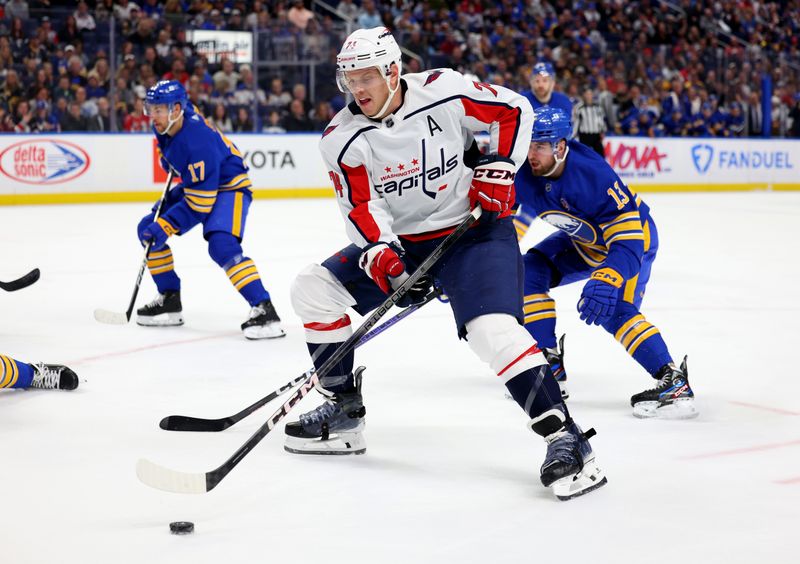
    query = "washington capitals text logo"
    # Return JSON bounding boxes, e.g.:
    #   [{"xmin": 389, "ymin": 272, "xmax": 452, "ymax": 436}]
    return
[{"xmin": 424, "ymin": 71, "xmax": 443, "ymax": 86}]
